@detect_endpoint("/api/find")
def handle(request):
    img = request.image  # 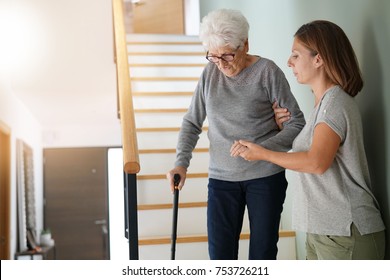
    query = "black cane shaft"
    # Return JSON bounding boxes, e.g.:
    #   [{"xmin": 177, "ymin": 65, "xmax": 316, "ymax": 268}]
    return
[
  {"xmin": 171, "ymin": 174, "xmax": 181, "ymax": 260},
  {"xmin": 171, "ymin": 188, "xmax": 179, "ymax": 259}
]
